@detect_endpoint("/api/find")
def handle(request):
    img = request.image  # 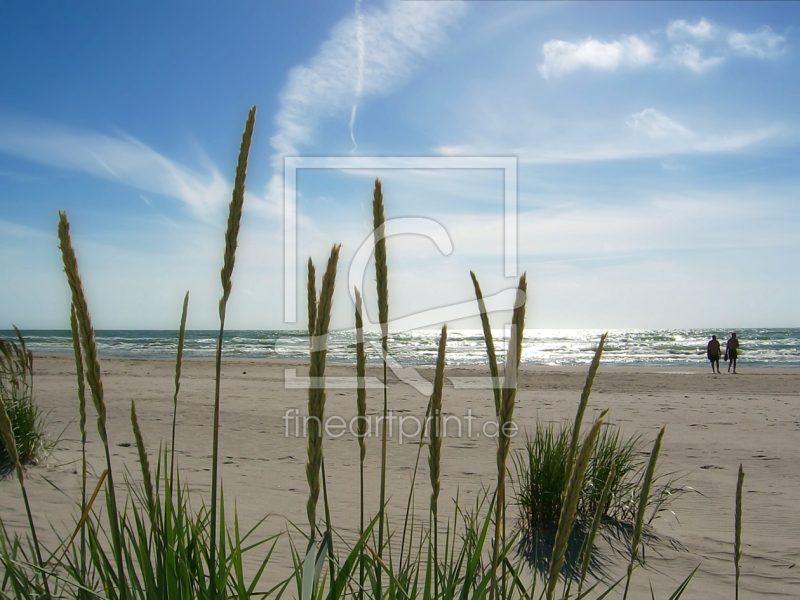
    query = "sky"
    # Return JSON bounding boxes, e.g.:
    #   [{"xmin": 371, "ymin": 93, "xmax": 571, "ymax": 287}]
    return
[{"xmin": 1, "ymin": 1, "xmax": 798, "ymax": 331}]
